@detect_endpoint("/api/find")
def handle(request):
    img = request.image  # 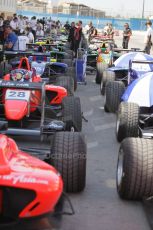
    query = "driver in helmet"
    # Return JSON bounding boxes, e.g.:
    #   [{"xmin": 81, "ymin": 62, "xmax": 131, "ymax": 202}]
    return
[{"xmin": 11, "ymin": 69, "xmax": 32, "ymax": 82}]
